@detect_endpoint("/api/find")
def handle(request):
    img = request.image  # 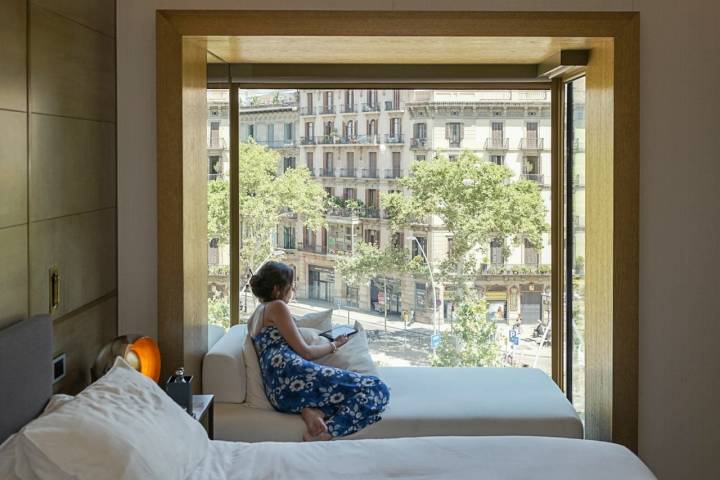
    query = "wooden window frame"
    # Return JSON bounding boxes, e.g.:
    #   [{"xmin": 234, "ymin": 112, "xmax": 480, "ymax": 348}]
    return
[{"xmin": 156, "ymin": 10, "xmax": 638, "ymax": 450}]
